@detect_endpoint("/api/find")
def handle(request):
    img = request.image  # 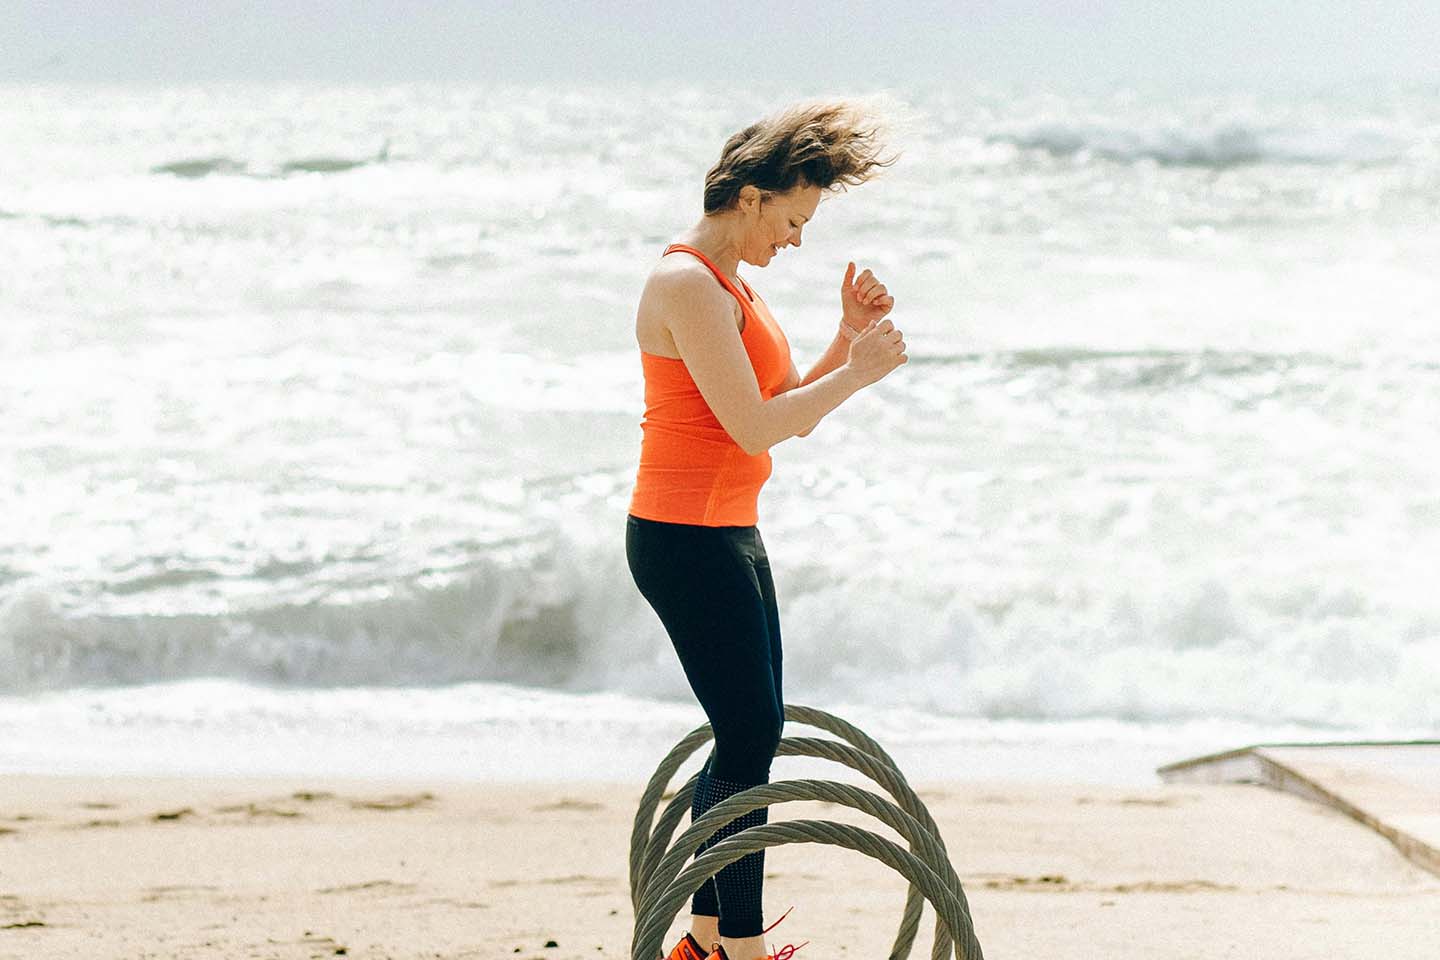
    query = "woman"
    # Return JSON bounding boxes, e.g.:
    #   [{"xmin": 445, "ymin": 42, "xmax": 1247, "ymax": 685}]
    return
[{"xmin": 625, "ymin": 99, "xmax": 906, "ymax": 960}]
